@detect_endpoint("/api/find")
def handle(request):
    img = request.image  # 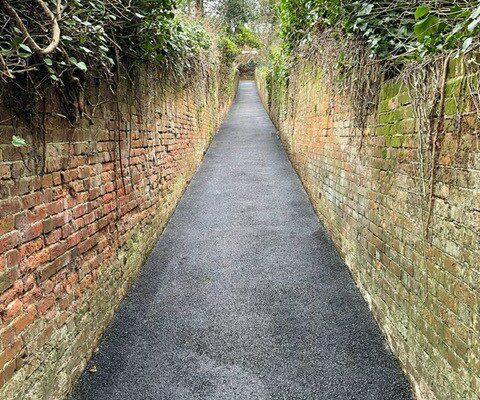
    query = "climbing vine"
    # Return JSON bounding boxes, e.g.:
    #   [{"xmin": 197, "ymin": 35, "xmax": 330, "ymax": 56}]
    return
[
  {"xmin": 0, "ymin": 0, "xmax": 218, "ymax": 126},
  {"xmin": 279, "ymin": 1, "xmax": 480, "ymax": 64}
]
